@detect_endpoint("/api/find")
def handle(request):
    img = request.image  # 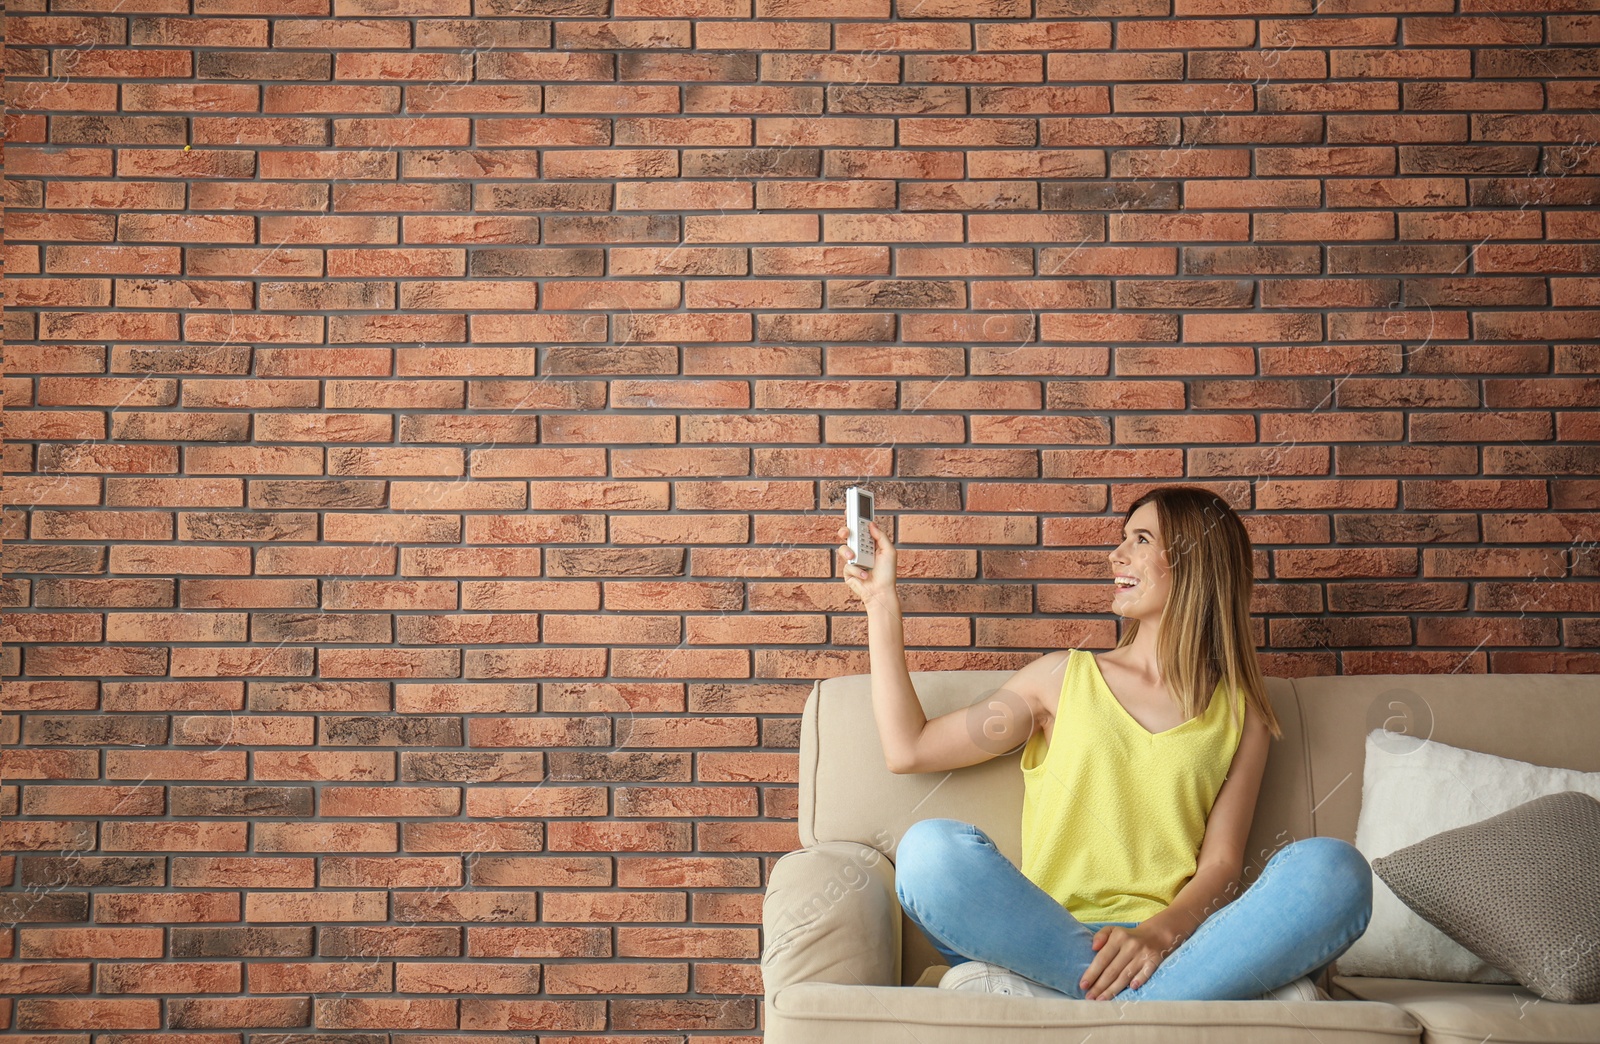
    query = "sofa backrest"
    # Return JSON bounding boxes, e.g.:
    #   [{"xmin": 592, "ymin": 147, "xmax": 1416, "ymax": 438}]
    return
[{"xmin": 799, "ymin": 665, "xmax": 1600, "ymax": 881}]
